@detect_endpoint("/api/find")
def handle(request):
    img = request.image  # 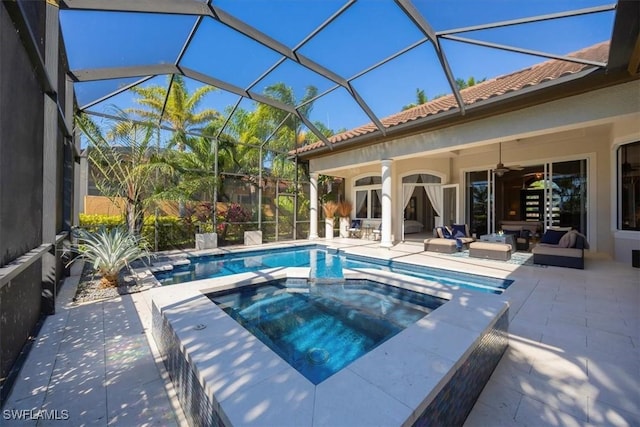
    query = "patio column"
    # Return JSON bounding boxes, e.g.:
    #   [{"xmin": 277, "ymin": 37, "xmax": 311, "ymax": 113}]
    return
[
  {"xmin": 309, "ymin": 172, "xmax": 319, "ymax": 240},
  {"xmin": 380, "ymin": 159, "xmax": 393, "ymax": 248}
]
